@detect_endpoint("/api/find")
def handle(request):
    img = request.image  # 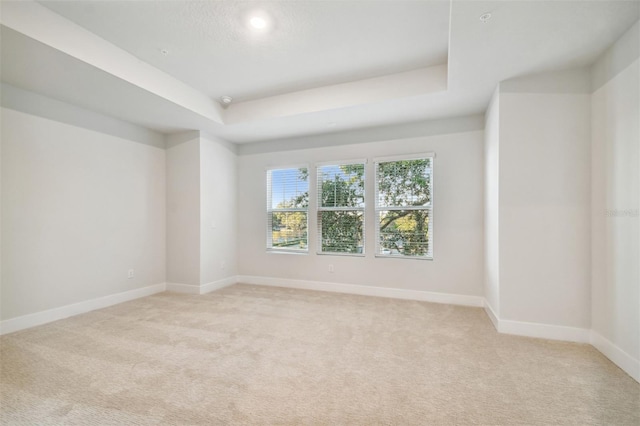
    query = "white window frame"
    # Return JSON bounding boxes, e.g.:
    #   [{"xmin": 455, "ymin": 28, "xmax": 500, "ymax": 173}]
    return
[
  {"xmin": 266, "ymin": 165, "xmax": 309, "ymax": 253},
  {"xmin": 374, "ymin": 153, "xmax": 434, "ymax": 260},
  {"xmin": 316, "ymin": 159, "xmax": 366, "ymax": 256}
]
